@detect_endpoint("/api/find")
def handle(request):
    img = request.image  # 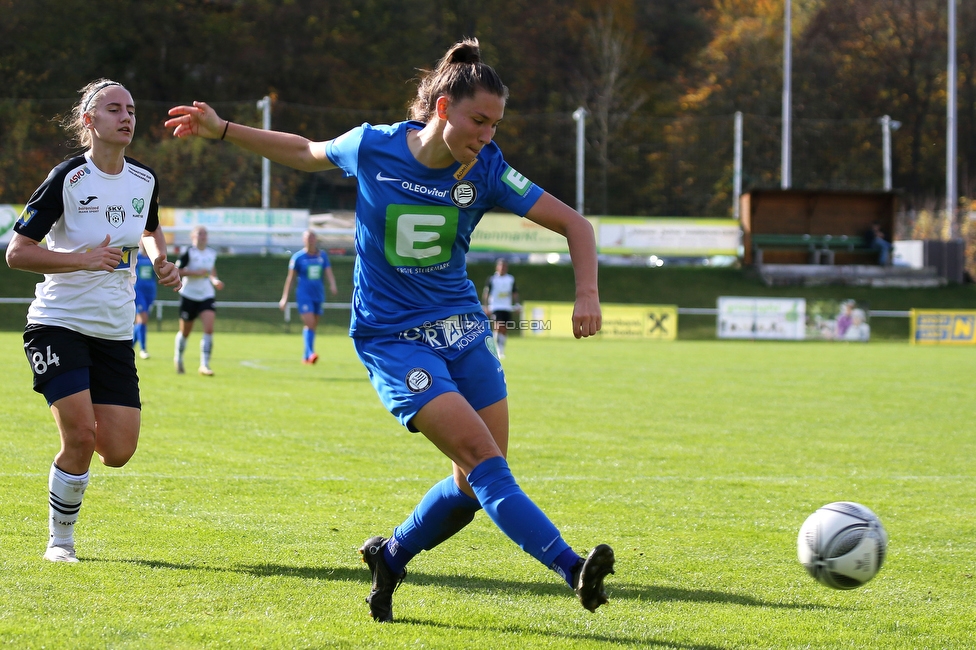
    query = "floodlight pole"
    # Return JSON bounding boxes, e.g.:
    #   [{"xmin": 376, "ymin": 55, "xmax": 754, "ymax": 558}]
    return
[
  {"xmin": 880, "ymin": 115, "xmax": 900, "ymax": 191},
  {"xmin": 946, "ymin": 0, "xmax": 958, "ymax": 237},
  {"xmin": 781, "ymin": 0, "xmax": 792, "ymax": 189},
  {"xmin": 572, "ymin": 107, "xmax": 587, "ymax": 215},
  {"xmin": 257, "ymin": 96, "xmax": 272, "ymax": 209},
  {"xmin": 733, "ymin": 111, "xmax": 743, "ymax": 219}
]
